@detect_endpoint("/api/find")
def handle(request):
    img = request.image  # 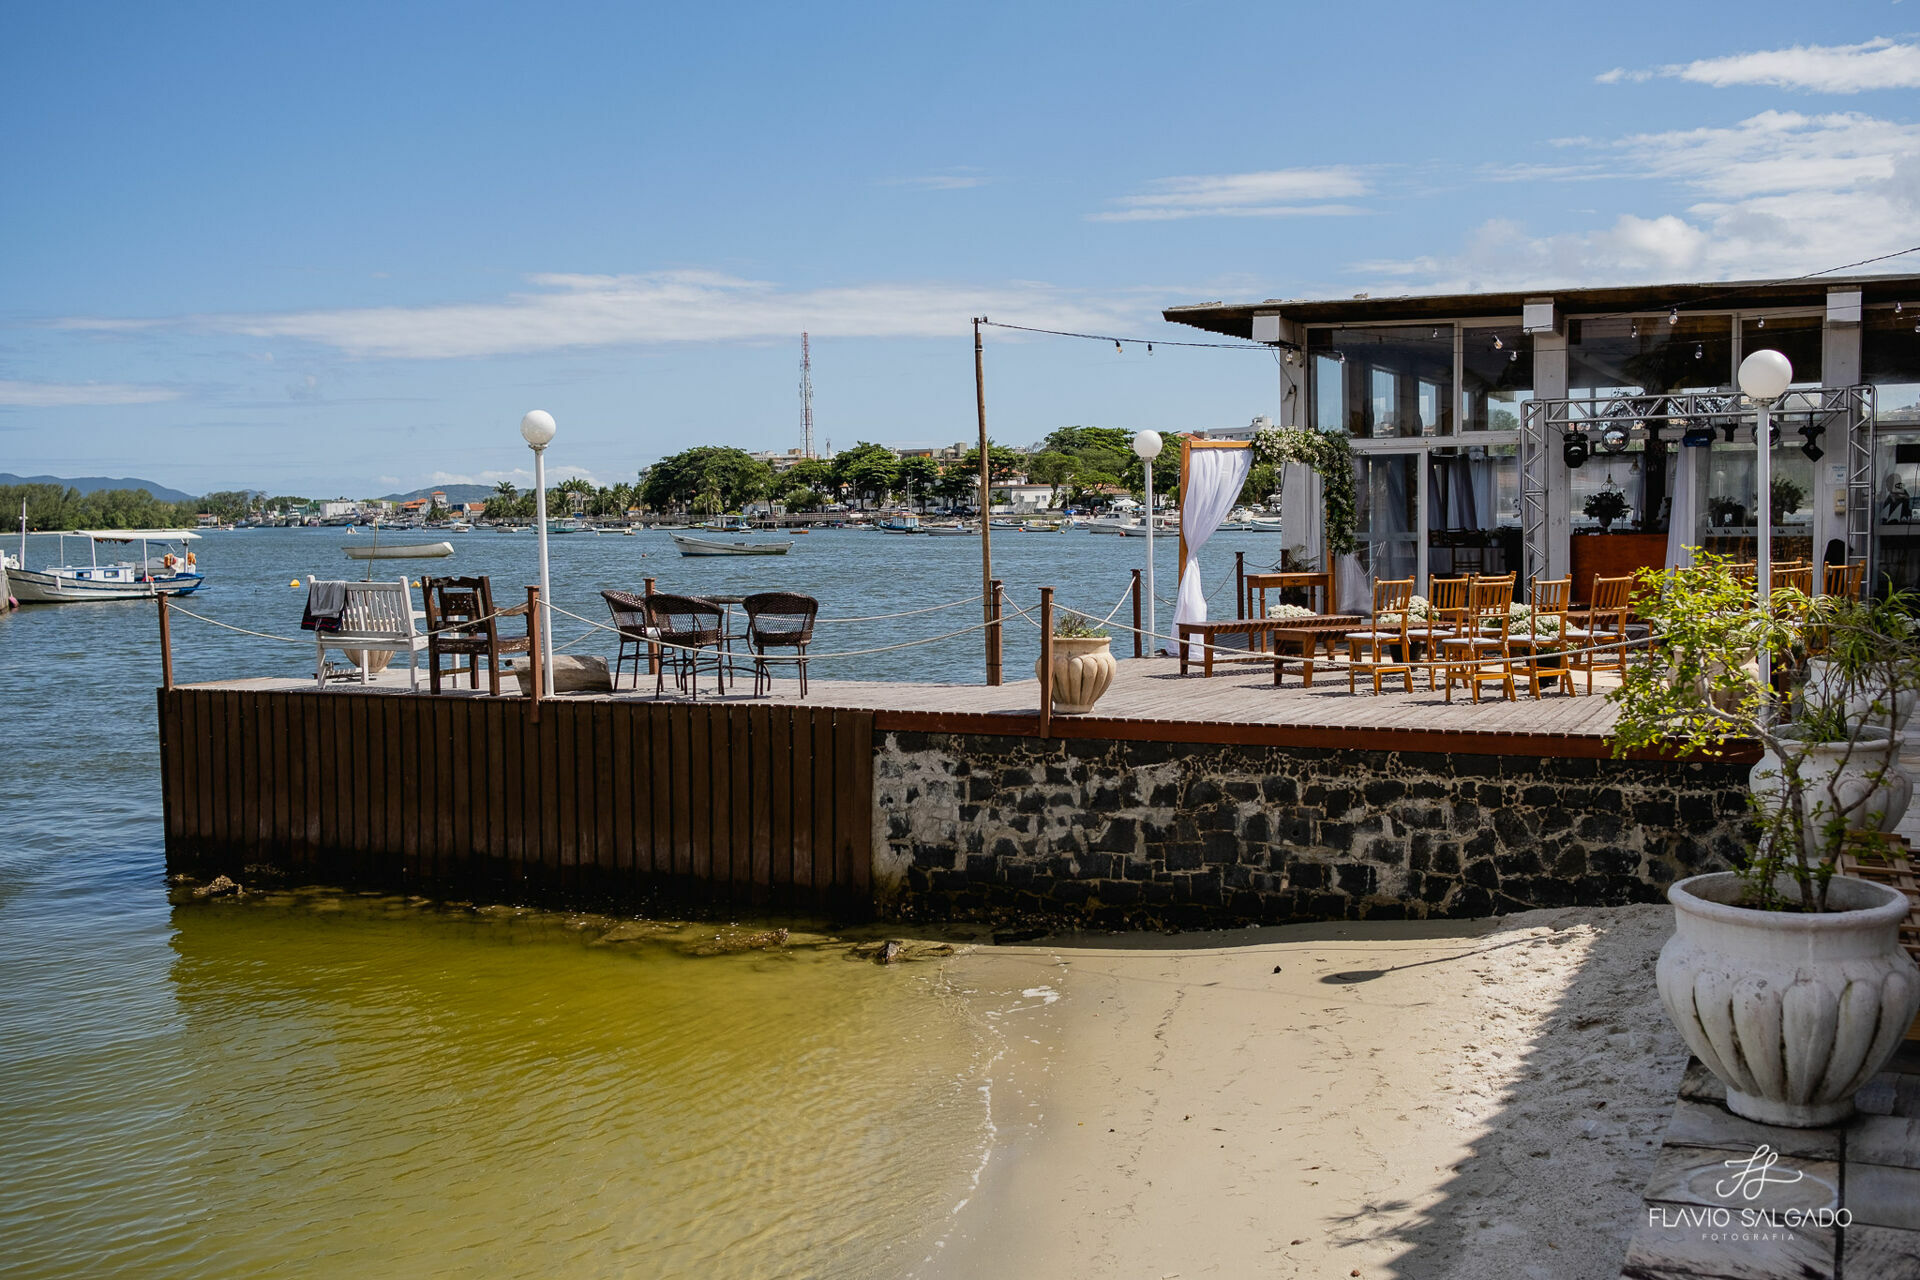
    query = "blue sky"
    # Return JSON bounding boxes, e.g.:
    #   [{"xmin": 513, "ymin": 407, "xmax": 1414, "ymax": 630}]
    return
[{"xmin": 3, "ymin": 2, "xmax": 1917, "ymax": 497}]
